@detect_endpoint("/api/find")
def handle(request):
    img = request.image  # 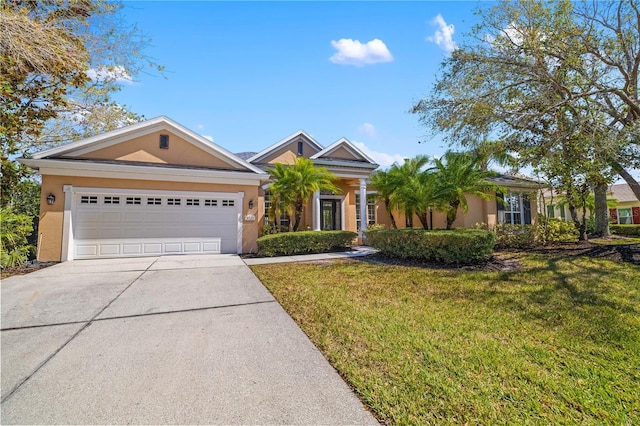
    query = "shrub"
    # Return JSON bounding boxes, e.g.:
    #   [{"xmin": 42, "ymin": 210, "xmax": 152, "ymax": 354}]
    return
[
  {"xmin": 365, "ymin": 228, "xmax": 496, "ymax": 264},
  {"xmin": 493, "ymin": 224, "xmax": 538, "ymax": 249},
  {"xmin": 538, "ymin": 218, "xmax": 580, "ymax": 244},
  {"xmin": 1, "ymin": 208, "xmax": 35, "ymax": 269},
  {"xmin": 610, "ymin": 224, "xmax": 640, "ymax": 237},
  {"xmin": 257, "ymin": 230, "xmax": 357, "ymax": 257}
]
